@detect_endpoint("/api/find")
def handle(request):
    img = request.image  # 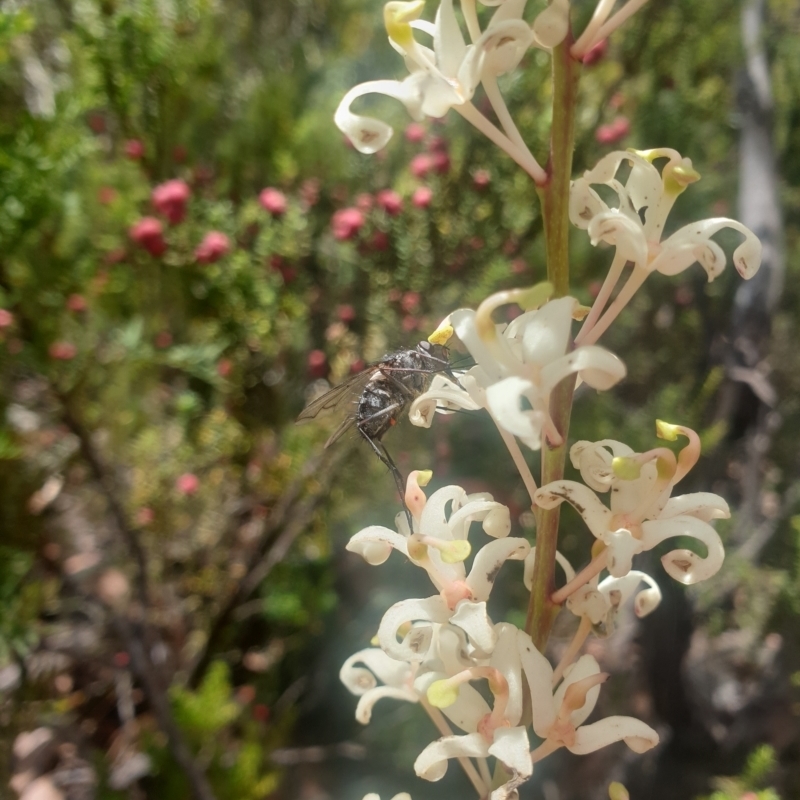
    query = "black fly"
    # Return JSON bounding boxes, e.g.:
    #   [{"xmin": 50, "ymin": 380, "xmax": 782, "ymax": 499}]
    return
[{"xmin": 297, "ymin": 341, "xmax": 454, "ymax": 514}]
